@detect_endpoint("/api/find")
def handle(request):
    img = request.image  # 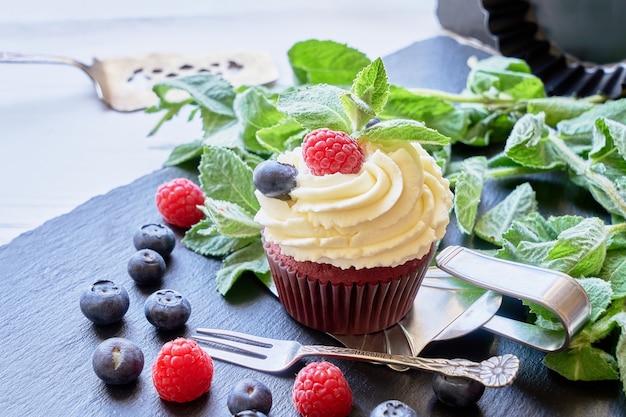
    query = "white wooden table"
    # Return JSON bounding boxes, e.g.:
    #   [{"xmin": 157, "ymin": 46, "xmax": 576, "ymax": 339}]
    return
[{"xmin": 0, "ymin": 0, "xmax": 440, "ymax": 245}]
